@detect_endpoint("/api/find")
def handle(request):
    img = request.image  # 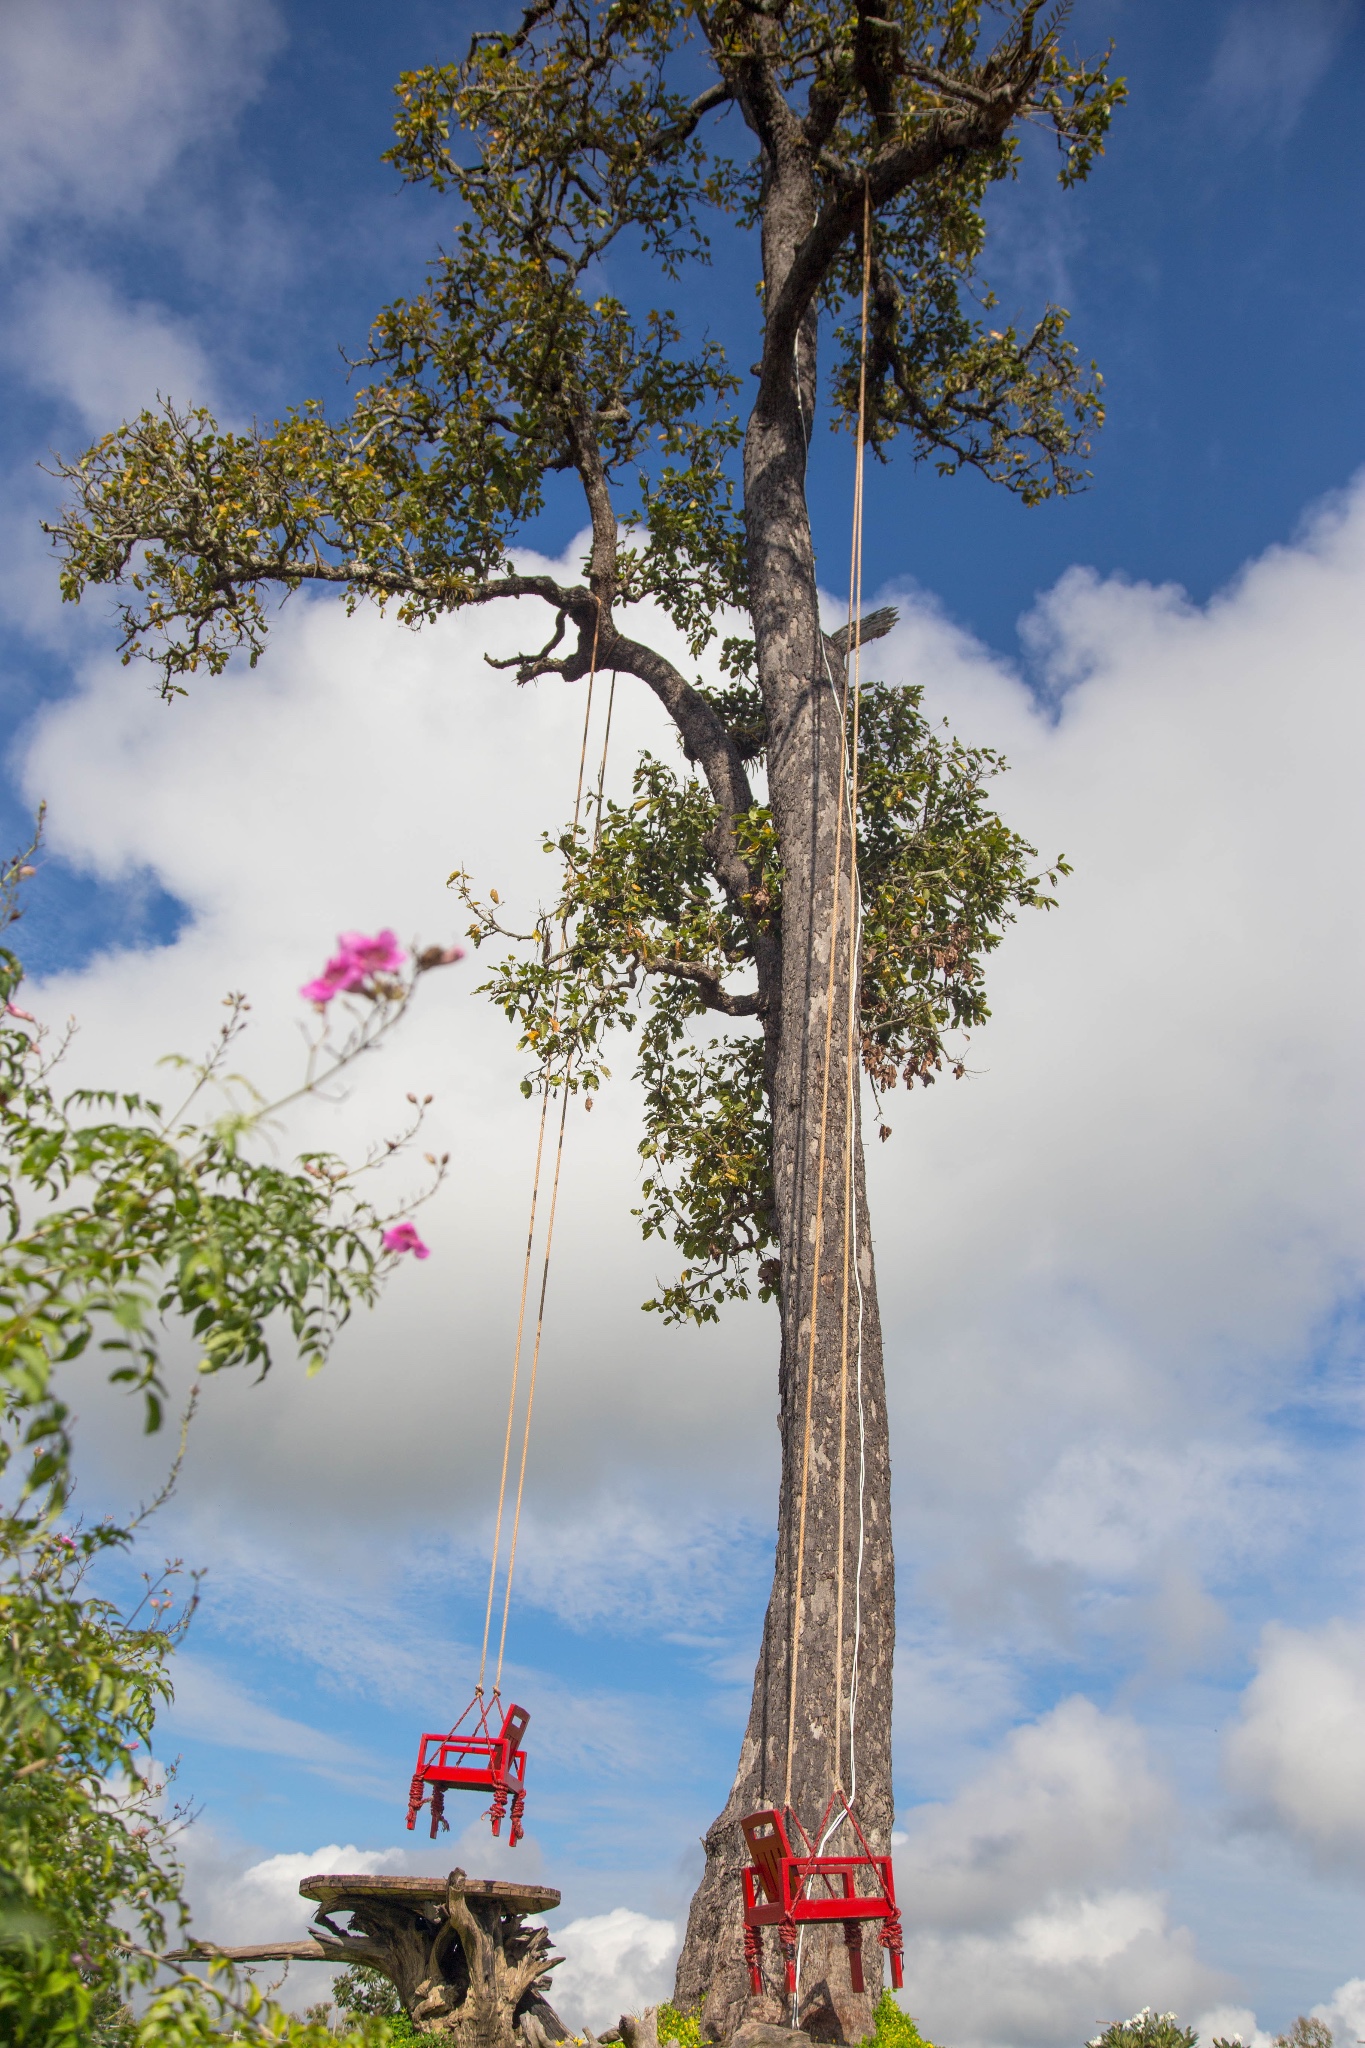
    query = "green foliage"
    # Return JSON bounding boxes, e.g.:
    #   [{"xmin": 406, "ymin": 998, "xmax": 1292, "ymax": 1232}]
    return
[
  {"xmin": 333, "ymin": 1963, "xmax": 403, "ymax": 2018},
  {"xmin": 0, "ymin": 842, "xmax": 443, "ymax": 2044},
  {"xmin": 0, "ymin": 1517, "xmax": 187, "ymax": 2039},
  {"xmin": 460, "ymin": 677, "xmax": 1058, "ymax": 1318},
  {"xmin": 866, "ymin": 1990, "xmax": 939, "ymax": 2048},
  {"xmin": 1087, "ymin": 2010, "xmax": 1198, "ymax": 2048},
  {"xmin": 0, "ymin": 1502, "xmax": 402, "ymax": 2047},
  {"xmin": 657, "ymin": 2000, "xmax": 706, "ymax": 2048}
]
